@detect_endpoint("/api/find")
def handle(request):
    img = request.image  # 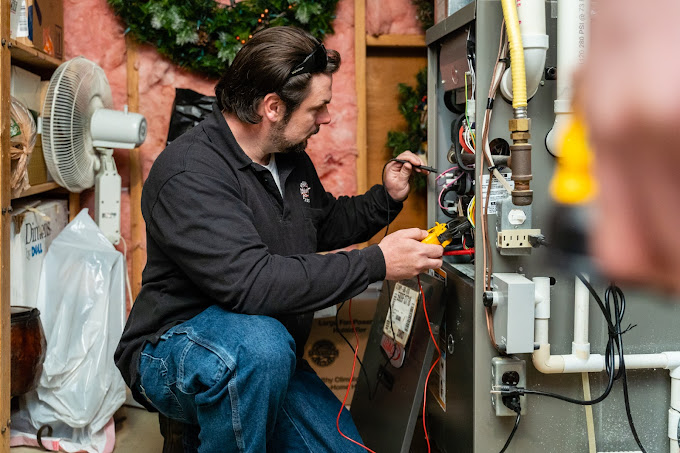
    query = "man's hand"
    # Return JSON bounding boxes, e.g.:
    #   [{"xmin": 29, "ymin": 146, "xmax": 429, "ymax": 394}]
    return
[
  {"xmin": 383, "ymin": 151, "xmax": 426, "ymax": 202},
  {"xmin": 378, "ymin": 228, "xmax": 444, "ymax": 281},
  {"xmin": 577, "ymin": 0, "xmax": 680, "ymax": 293}
]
